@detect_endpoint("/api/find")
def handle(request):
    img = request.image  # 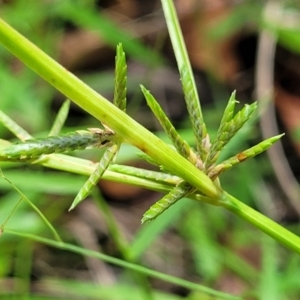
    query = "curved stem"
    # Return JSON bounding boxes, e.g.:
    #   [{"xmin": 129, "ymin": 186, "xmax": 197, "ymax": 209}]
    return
[{"xmin": 5, "ymin": 229, "xmax": 240, "ymax": 300}]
